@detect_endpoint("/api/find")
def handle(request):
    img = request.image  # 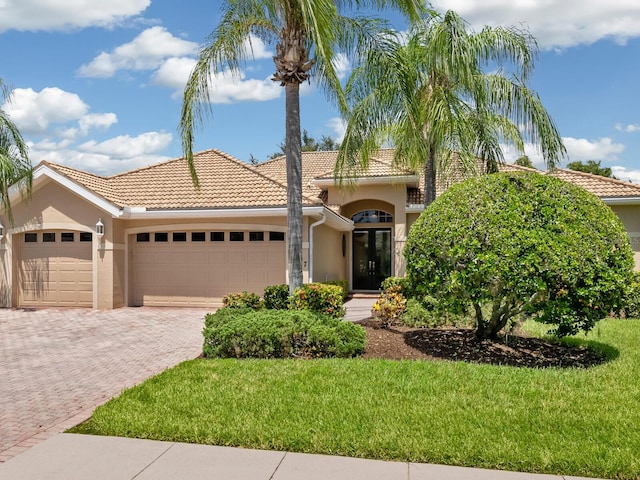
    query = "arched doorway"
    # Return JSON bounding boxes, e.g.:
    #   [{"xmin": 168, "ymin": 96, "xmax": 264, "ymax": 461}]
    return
[{"xmin": 351, "ymin": 209, "xmax": 393, "ymax": 290}]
